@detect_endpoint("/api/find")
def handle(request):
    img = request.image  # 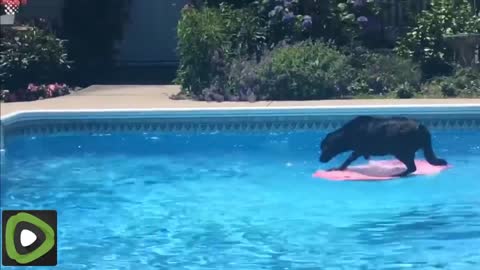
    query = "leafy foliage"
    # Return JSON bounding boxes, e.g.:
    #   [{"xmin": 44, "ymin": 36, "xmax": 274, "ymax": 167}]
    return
[
  {"xmin": 0, "ymin": 26, "xmax": 71, "ymax": 91},
  {"xmin": 256, "ymin": 0, "xmax": 303, "ymax": 46},
  {"xmin": 395, "ymin": 0, "xmax": 480, "ymax": 77},
  {"xmin": 252, "ymin": 0, "xmax": 380, "ymax": 47},
  {"xmin": 204, "ymin": 0, "xmax": 380, "ymax": 47},
  {"xmin": 299, "ymin": 0, "xmax": 380, "ymax": 45},
  {"xmin": 175, "ymin": 5, "xmax": 265, "ymax": 96},
  {"xmin": 395, "ymin": 82, "xmax": 415, "ymax": 99},
  {"xmin": 227, "ymin": 41, "xmax": 355, "ymax": 100},
  {"xmin": 218, "ymin": 4, "xmax": 267, "ymax": 59},
  {"xmin": 346, "ymin": 49, "xmax": 422, "ymax": 95},
  {"xmin": 421, "ymin": 67, "xmax": 480, "ymax": 97},
  {"xmin": 176, "ymin": 0, "xmax": 480, "ymax": 101}
]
